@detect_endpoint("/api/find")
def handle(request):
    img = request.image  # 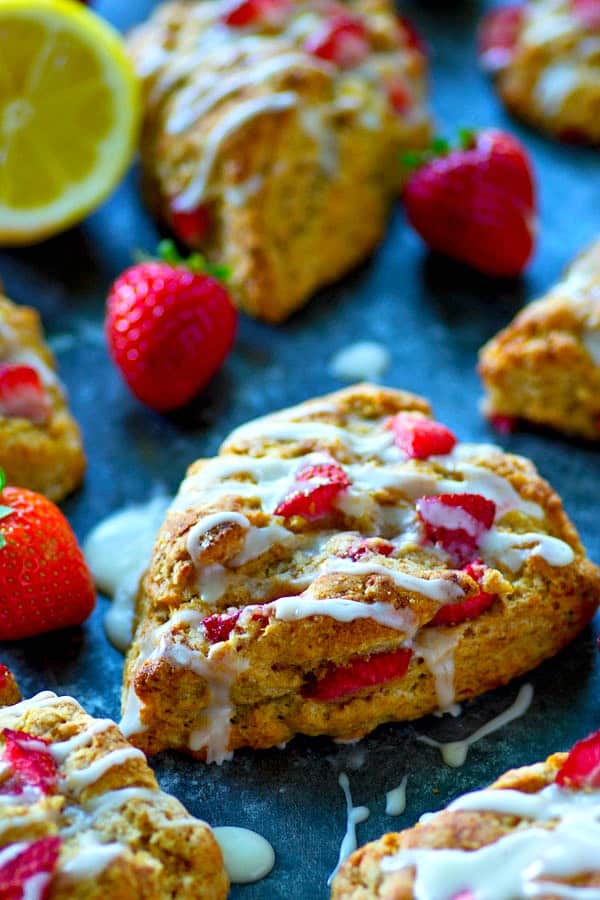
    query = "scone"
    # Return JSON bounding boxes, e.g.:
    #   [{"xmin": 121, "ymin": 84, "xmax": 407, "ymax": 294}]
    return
[
  {"xmin": 128, "ymin": 0, "xmax": 431, "ymax": 322},
  {"xmin": 0, "ymin": 664, "xmax": 20, "ymax": 706},
  {"xmin": 0, "ymin": 295, "xmax": 85, "ymax": 502},
  {"xmin": 121, "ymin": 384, "xmax": 600, "ymax": 762},
  {"xmin": 479, "ymin": 238, "xmax": 600, "ymax": 440},
  {"xmin": 0, "ymin": 683, "xmax": 228, "ymax": 899},
  {"xmin": 479, "ymin": 1, "xmax": 600, "ymax": 143},
  {"xmin": 331, "ymin": 728, "xmax": 600, "ymax": 898}
]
